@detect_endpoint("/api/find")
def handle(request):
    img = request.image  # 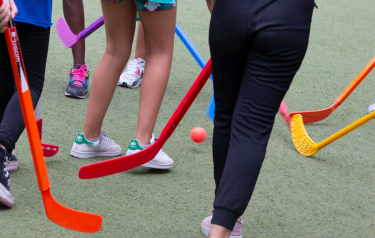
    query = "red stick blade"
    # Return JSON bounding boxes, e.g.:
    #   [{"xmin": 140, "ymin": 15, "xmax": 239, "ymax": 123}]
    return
[
  {"xmin": 79, "ymin": 135, "xmax": 167, "ymax": 179},
  {"xmin": 42, "ymin": 189, "xmax": 102, "ymax": 233},
  {"xmin": 42, "ymin": 144, "xmax": 59, "ymax": 157}
]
